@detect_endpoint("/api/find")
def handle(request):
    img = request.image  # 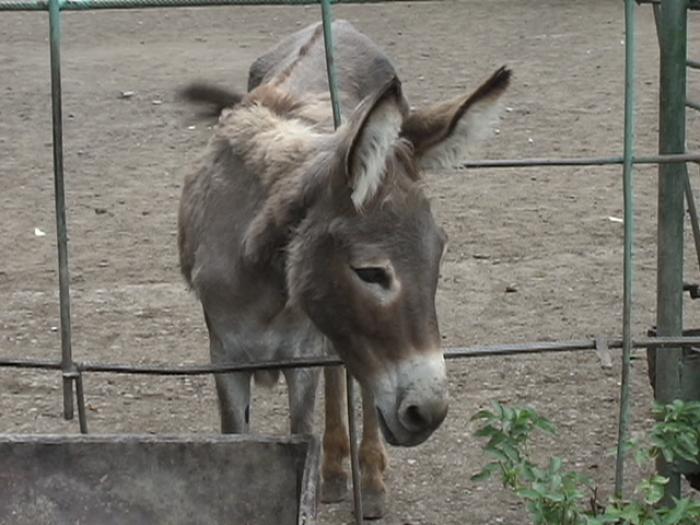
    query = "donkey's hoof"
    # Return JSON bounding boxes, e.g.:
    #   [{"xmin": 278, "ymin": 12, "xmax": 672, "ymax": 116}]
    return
[
  {"xmin": 321, "ymin": 475, "xmax": 348, "ymax": 503},
  {"xmin": 361, "ymin": 487, "xmax": 386, "ymax": 519}
]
